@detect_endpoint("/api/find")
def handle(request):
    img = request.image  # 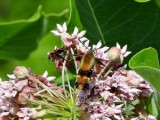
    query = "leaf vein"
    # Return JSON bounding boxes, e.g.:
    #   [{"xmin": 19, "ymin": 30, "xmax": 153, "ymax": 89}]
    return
[
  {"xmin": 93, "ymin": 0, "xmax": 105, "ymax": 10},
  {"xmin": 87, "ymin": 0, "xmax": 105, "ymax": 44},
  {"xmin": 129, "ymin": 7, "xmax": 158, "ymax": 49},
  {"xmin": 103, "ymin": 4, "xmax": 143, "ymax": 35},
  {"xmin": 101, "ymin": 1, "xmax": 130, "ymax": 29}
]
